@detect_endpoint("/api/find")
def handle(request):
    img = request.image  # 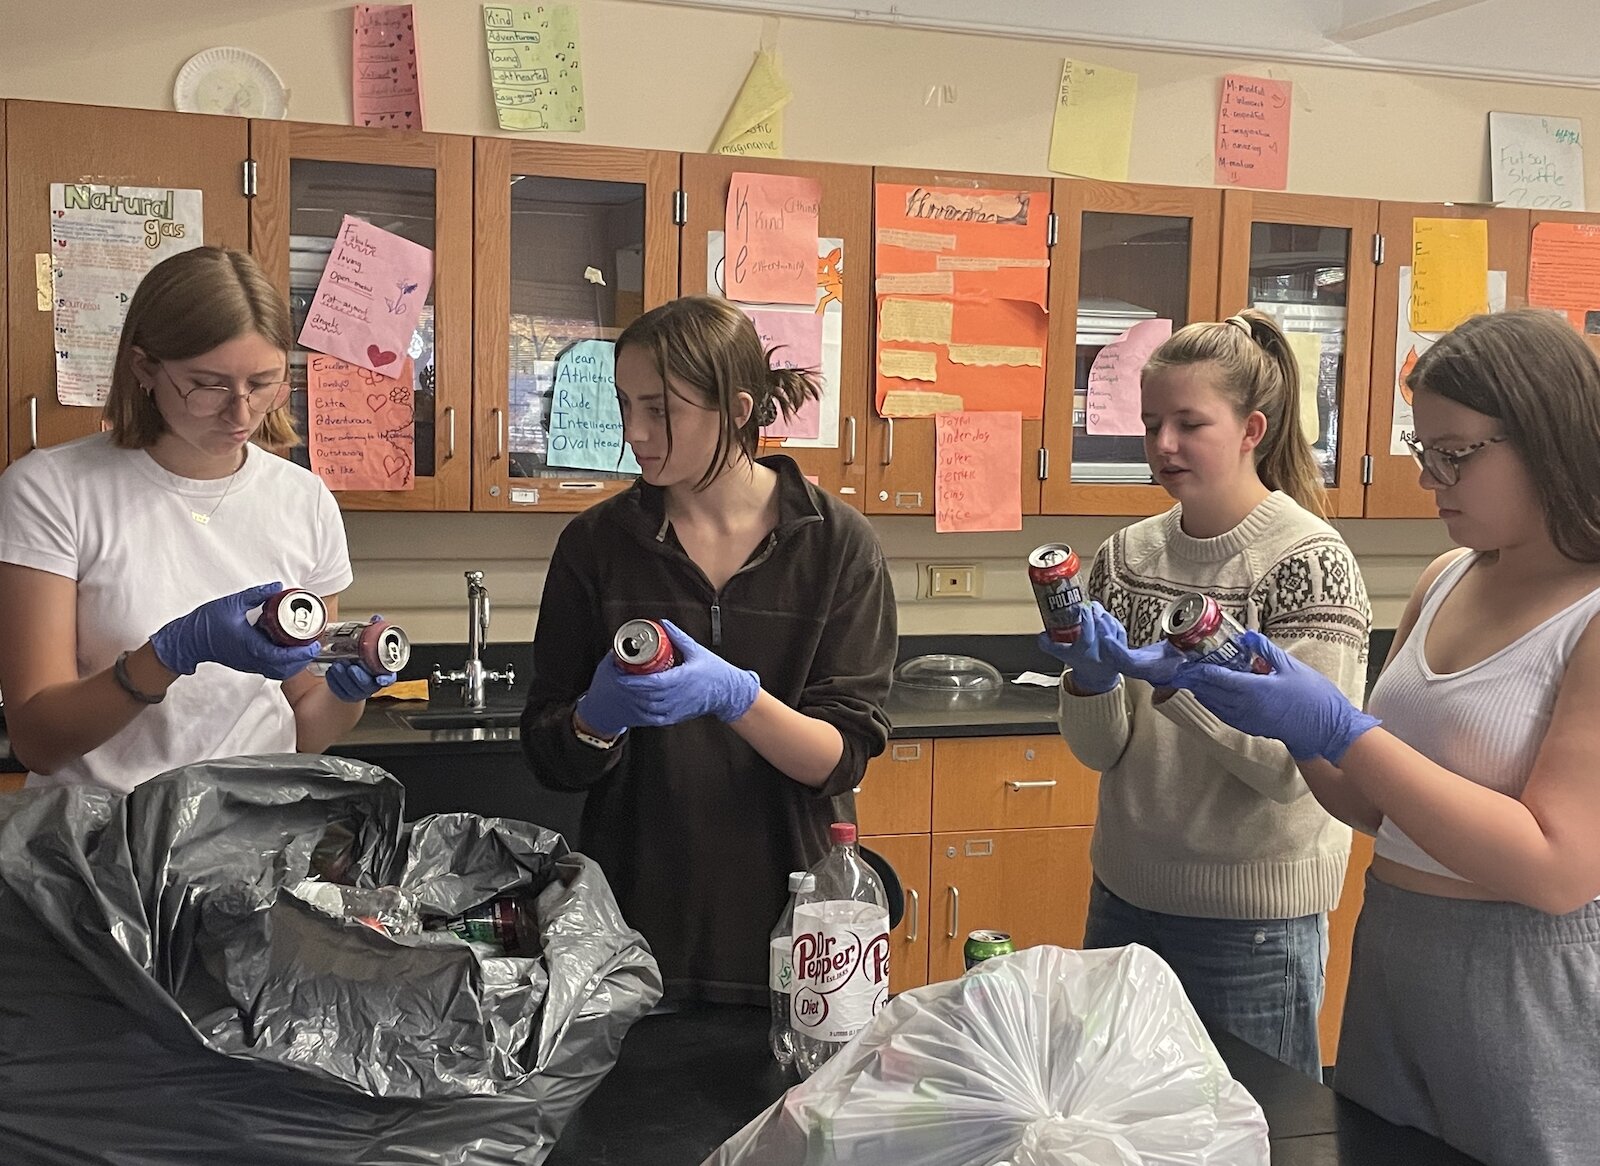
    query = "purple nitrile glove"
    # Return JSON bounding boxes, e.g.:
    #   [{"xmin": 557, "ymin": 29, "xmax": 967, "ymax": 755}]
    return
[
  {"xmin": 575, "ymin": 652, "xmax": 650, "ymax": 738},
  {"xmin": 324, "ymin": 618, "xmax": 397, "ymax": 702},
  {"xmin": 1033, "ymin": 602, "xmax": 1127, "ymax": 695},
  {"xmin": 1098, "ymin": 636, "xmax": 1188, "ymax": 688},
  {"xmin": 625, "ymin": 619, "xmax": 761, "ymax": 726},
  {"xmin": 1168, "ymin": 630, "xmax": 1379, "ymax": 763},
  {"xmin": 150, "ymin": 582, "xmax": 321, "ymax": 681}
]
